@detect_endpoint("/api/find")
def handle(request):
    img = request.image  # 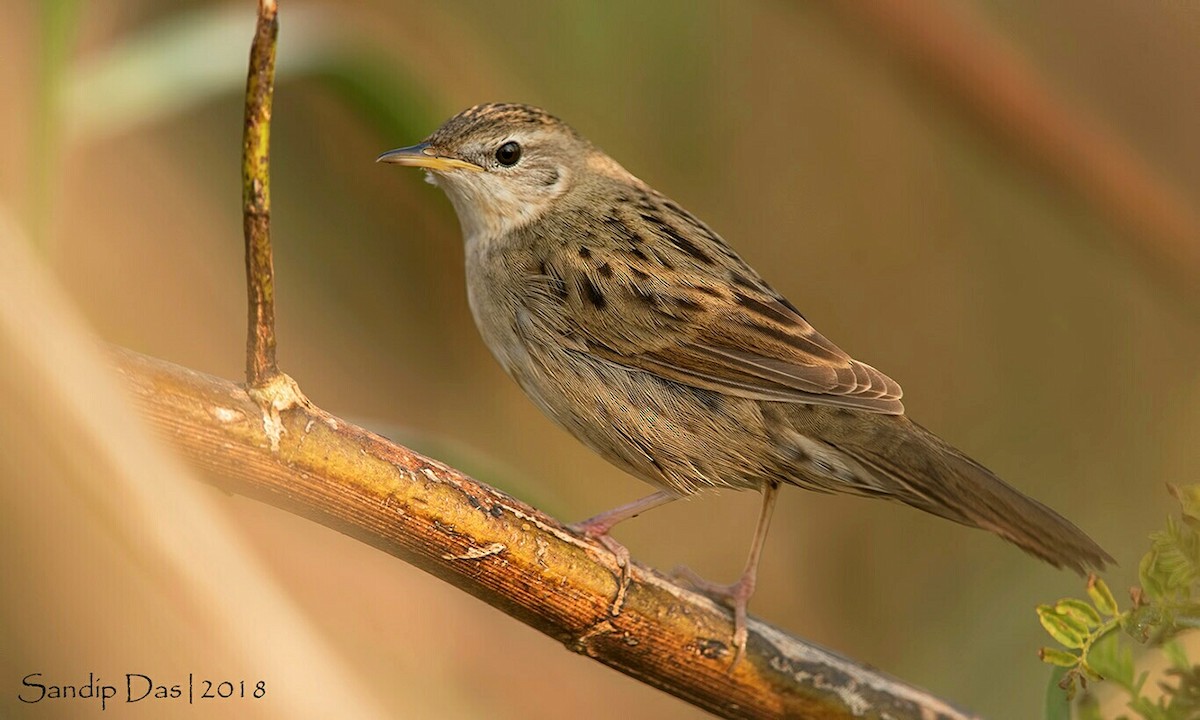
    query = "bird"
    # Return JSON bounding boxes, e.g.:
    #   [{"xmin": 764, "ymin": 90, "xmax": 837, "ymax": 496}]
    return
[{"xmin": 378, "ymin": 102, "xmax": 1112, "ymax": 664}]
